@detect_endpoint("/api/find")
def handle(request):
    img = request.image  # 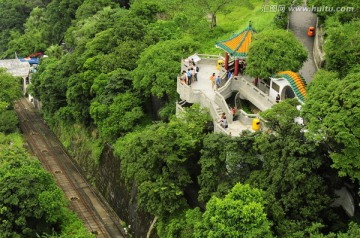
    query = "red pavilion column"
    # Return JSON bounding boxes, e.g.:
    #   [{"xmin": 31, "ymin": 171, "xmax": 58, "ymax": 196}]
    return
[
  {"xmin": 224, "ymin": 53, "xmax": 229, "ymax": 70},
  {"xmin": 234, "ymin": 58, "xmax": 239, "ymax": 76}
]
